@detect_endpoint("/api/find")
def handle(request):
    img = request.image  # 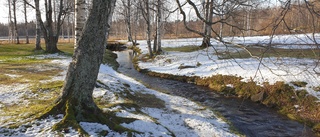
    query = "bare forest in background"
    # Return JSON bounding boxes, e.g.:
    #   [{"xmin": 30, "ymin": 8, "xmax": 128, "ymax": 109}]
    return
[{"xmin": 1, "ymin": 0, "xmax": 320, "ymax": 40}]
